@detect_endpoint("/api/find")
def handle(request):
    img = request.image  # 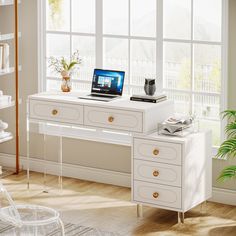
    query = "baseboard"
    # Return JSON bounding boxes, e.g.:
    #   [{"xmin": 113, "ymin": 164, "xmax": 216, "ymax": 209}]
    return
[
  {"xmin": 1, "ymin": 153, "xmax": 236, "ymax": 205},
  {"xmin": 210, "ymin": 187, "xmax": 236, "ymax": 206},
  {"xmin": 0, "ymin": 153, "xmax": 131, "ymax": 188}
]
